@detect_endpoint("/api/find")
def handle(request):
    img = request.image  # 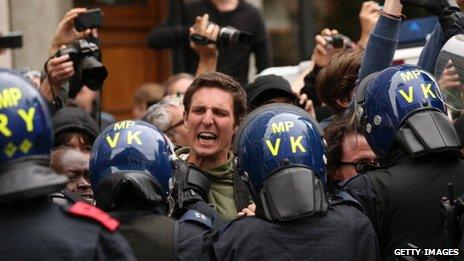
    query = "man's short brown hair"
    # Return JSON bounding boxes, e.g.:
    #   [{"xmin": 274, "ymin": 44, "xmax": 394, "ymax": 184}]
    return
[
  {"xmin": 316, "ymin": 50, "xmax": 362, "ymax": 115},
  {"xmin": 183, "ymin": 72, "xmax": 247, "ymax": 126}
]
